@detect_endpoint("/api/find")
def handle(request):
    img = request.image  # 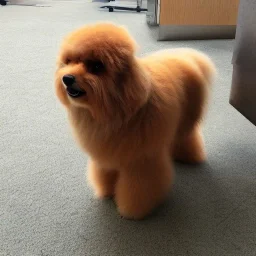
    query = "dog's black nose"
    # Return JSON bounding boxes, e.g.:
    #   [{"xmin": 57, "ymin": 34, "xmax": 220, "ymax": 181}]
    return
[
  {"xmin": 62, "ymin": 75, "xmax": 75, "ymax": 87},
  {"xmin": 62, "ymin": 74, "xmax": 85, "ymax": 98}
]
